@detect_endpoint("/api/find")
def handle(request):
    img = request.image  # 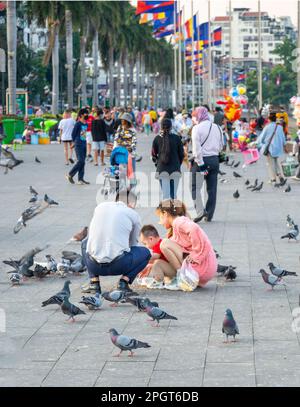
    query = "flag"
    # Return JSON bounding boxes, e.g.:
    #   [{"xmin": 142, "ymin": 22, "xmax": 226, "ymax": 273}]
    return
[
  {"xmin": 212, "ymin": 27, "xmax": 222, "ymax": 46},
  {"xmin": 237, "ymin": 73, "xmax": 246, "ymax": 81},
  {"xmin": 139, "ymin": 12, "xmax": 167, "ymax": 24},
  {"xmin": 136, "ymin": 1, "xmax": 175, "ymax": 16},
  {"xmin": 183, "ymin": 15, "xmax": 198, "ymax": 41},
  {"xmin": 199, "ymin": 23, "xmax": 222, "ymax": 48},
  {"xmin": 152, "ymin": 11, "xmax": 174, "ymax": 30}
]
